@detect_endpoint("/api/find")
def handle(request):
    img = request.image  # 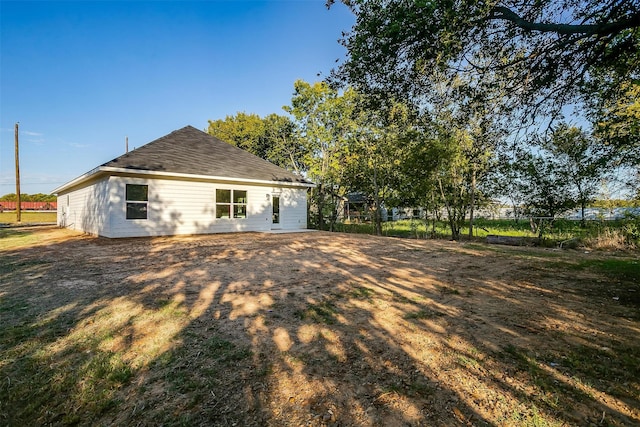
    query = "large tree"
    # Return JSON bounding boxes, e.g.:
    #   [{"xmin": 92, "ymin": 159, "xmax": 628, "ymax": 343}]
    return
[
  {"xmin": 208, "ymin": 112, "xmax": 267, "ymax": 157},
  {"xmin": 492, "ymin": 125, "xmax": 611, "ymax": 229},
  {"xmin": 593, "ymin": 80, "xmax": 640, "ymax": 165},
  {"xmin": 285, "ymin": 80, "xmax": 355, "ymax": 230},
  {"xmin": 541, "ymin": 124, "xmax": 612, "ymax": 224},
  {"xmin": 207, "ymin": 112, "xmax": 304, "ymax": 172},
  {"xmin": 344, "ymin": 99, "xmax": 415, "ymax": 235},
  {"xmin": 511, "ymin": 150, "xmax": 577, "ymax": 221},
  {"xmin": 262, "ymin": 113, "xmax": 308, "ymax": 174},
  {"xmin": 329, "ymin": 0, "xmax": 640, "ymax": 131}
]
